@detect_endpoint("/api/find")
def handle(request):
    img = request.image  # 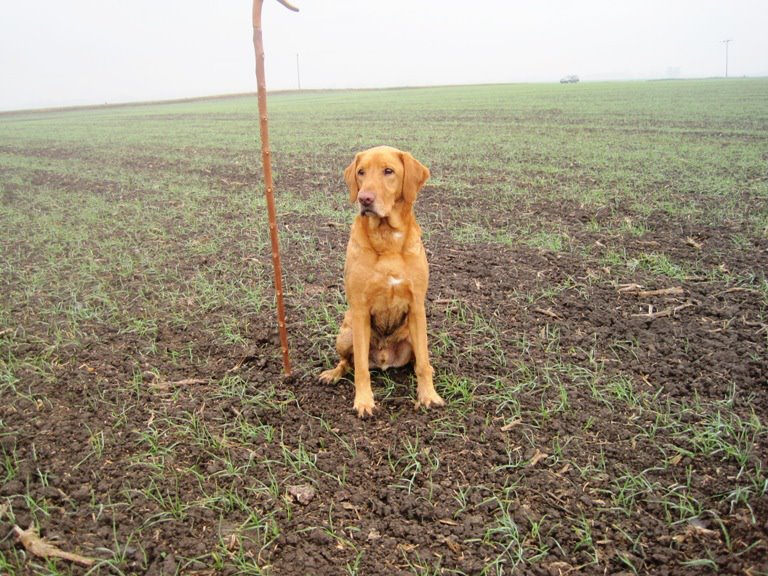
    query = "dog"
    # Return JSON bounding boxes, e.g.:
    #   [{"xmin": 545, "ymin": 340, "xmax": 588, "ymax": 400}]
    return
[{"xmin": 319, "ymin": 146, "xmax": 444, "ymax": 417}]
